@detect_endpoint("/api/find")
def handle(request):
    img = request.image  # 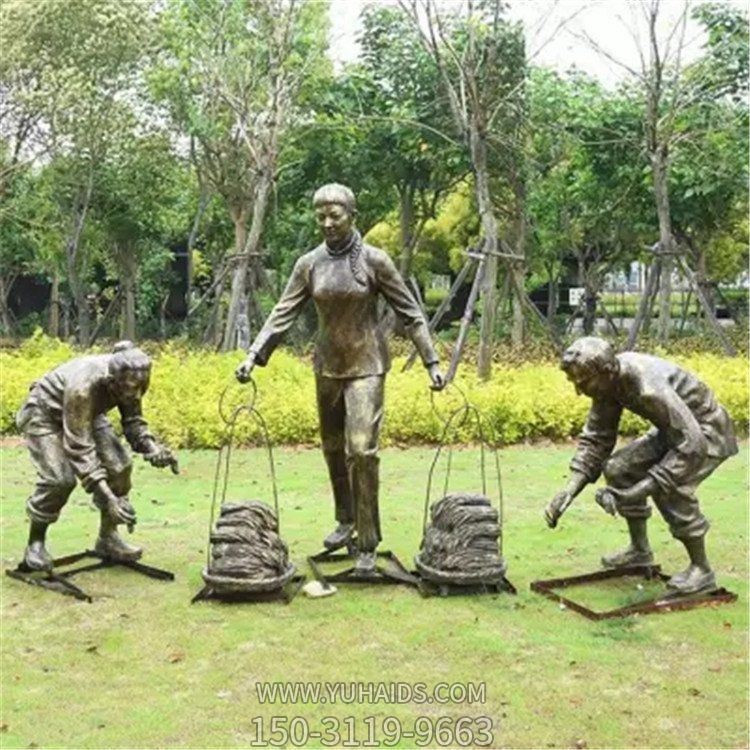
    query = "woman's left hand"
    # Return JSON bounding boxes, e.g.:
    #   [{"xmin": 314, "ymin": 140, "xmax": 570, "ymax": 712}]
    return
[{"xmin": 427, "ymin": 363, "xmax": 446, "ymax": 391}]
